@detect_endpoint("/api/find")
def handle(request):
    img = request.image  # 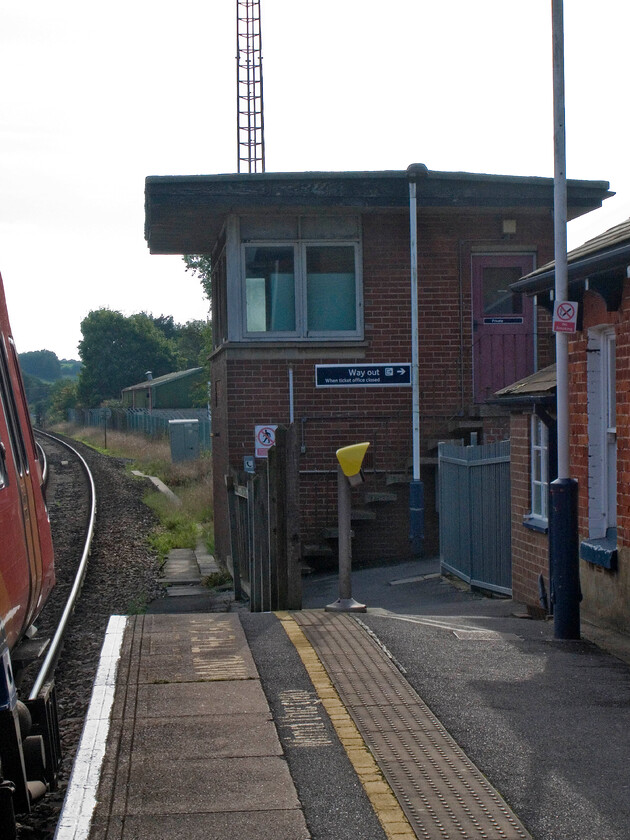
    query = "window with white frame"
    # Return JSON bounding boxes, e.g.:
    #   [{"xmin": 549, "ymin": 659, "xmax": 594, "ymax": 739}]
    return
[
  {"xmin": 586, "ymin": 327, "xmax": 617, "ymax": 539},
  {"xmin": 238, "ymin": 215, "xmax": 363, "ymax": 340},
  {"xmin": 529, "ymin": 414, "xmax": 549, "ymax": 524}
]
